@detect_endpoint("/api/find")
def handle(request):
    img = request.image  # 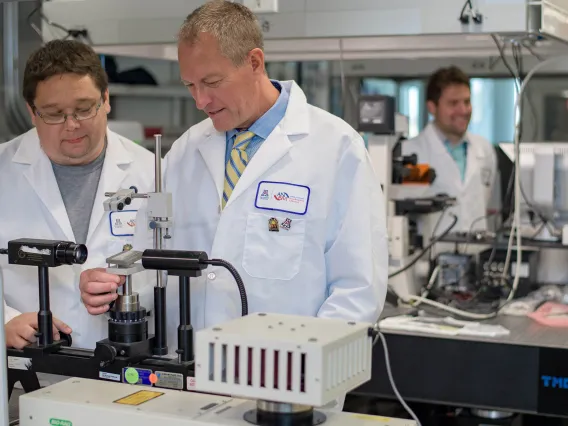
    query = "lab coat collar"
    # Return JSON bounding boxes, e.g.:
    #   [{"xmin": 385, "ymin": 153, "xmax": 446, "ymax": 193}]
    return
[
  {"xmin": 428, "ymin": 122, "xmax": 471, "ymax": 147},
  {"xmin": 12, "ymin": 127, "xmax": 134, "ymax": 243},
  {"xmin": 425, "ymin": 122, "xmax": 480, "ymax": 187},
  {"xmin": 11, "ymin": 127, "xmax": 134, "ymax": 166},
  {"xmin": 197, "ymin": 80, "xmax": 311, "ymax": 209}
]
